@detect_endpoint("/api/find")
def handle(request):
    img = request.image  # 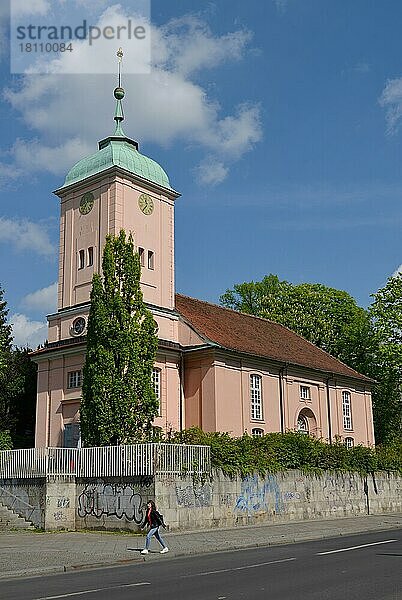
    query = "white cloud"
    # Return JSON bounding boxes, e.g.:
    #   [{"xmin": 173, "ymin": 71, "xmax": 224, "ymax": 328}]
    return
[
  {"xmin": 196, "ymin": 159, "xmax": 229, "ymax": 186},
  {"xmin": 158, "ymin": 16, "xmax": 252, "ymax": 76},
  {"xmin": 392, "ymin": 264, "xmax": 402, "ymax": 277},
  {"xmin": 21, "ymin": 282, "xmax": 57, "ymax": 314},
  {"xmin": 0, "ymin": 217, "xmax": 55, "ymax": 257},
  {"xmin": 11, "ymin": 0, "xmax": 51, "ymax": 17},
  {"xmin": 3, "ymin": 7, "xmax": 262, "ymax": 185},
  {"xmin": 379, "ymin": 77, "xmax": 402, "ymax": 134},
  {"xmin": 9, "ymin": 137, "xmax": 93, "ymax": 177},
  {"xmin": 9, "ymin": 313, "xmax": 47, "ymax": 349}
]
